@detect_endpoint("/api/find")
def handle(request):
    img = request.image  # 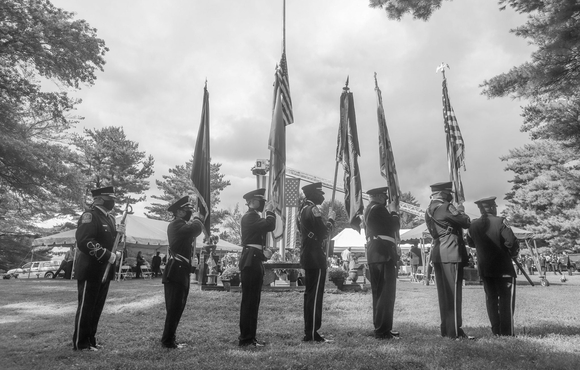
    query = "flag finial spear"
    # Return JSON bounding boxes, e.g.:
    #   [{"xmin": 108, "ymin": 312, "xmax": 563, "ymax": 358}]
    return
[
  {"xmin": 344, "ymin": 75, "xmax": 350, "ymax": 91},
  {"xmin": 436, "ymin": 62, "xmax": 450, "ymax": 79},
  {"xmin": 204, "ymin": 78, "xmax": 207, "ymax": 89}
]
